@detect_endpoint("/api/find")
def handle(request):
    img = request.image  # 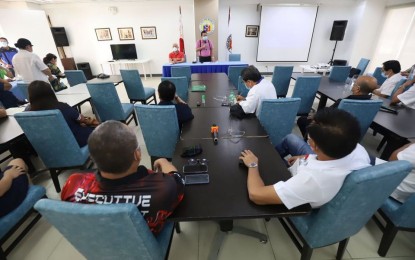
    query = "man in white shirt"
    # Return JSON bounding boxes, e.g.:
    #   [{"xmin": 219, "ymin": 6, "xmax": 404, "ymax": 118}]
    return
[
  {"xmin": 373, "ymin": 60, "xmax": 404, "ymax": 98},
  {"xmin": 389, "ymin": 143, "xmax": 415, "ymax": 203},
  {"xmin": 390, "ymin": 78, "xmax": 415, "ymax": 108},
  {"xmin": 12, "ymin": 38, "xmax": 54, "ymax": 84},
  {"xmin": 236, "ymin": 65, "xmax": 277, "ymax": 117},
  {"xmin": 239, "ymin": 108, "xmax": 371, "ymax": 209}
]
